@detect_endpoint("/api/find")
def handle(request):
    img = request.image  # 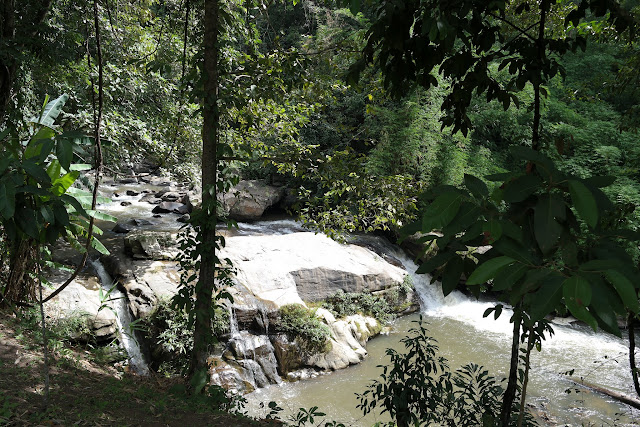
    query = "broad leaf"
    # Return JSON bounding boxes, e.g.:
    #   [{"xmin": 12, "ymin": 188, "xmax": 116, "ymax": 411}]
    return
[
  {"xmin": 503, "ymin": 175, "xmax": 542, "ymax": 203},
  {"xmin": 416, "ymin": 251, "xmax": 457, "ymax": 274},
  {"xmin": 421, "ymin": 192, "xmax": 462, "ymax": 232},
  {"xmin": 32, "ymin": 94, "xmax": 69, "ymax": 127},
  {"xmin": 464, "ymin": 174, "xmax": 488, "ymax": 198},
  {"xmin": 534, "ymin": 194, "xmax": 564, "ymax": 254},
  {"xmin": 563, "ymin": 275, "xmax": 592, "ymax": 308},
  {"xmin": 482, "ymin": 219, "xmax": 502, "ymax": 244},
  {"xmin": 466, "ymin": 256, "xmax": 515, "ymax": 286},
  {"xmin": 568, "ymin": 180, "xmax": 598, "ymax": 228},
  {"xmin": 56, "ymin": 138, "xmax": 74, "ymax": 171},
  {"xmin": 442, "ymin": 256, "xmax": 463, "ymax": 296},
  {"xmin": 492, "ymin": 262, "xmax": 527, "ymax": 292},
  {"xmin": 529, "ymin": 275, "xmax": 564, "ymax": 321},
  {"xmin": 604, "ymin": 270, "xmax": 639, "ymax": 313}
]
